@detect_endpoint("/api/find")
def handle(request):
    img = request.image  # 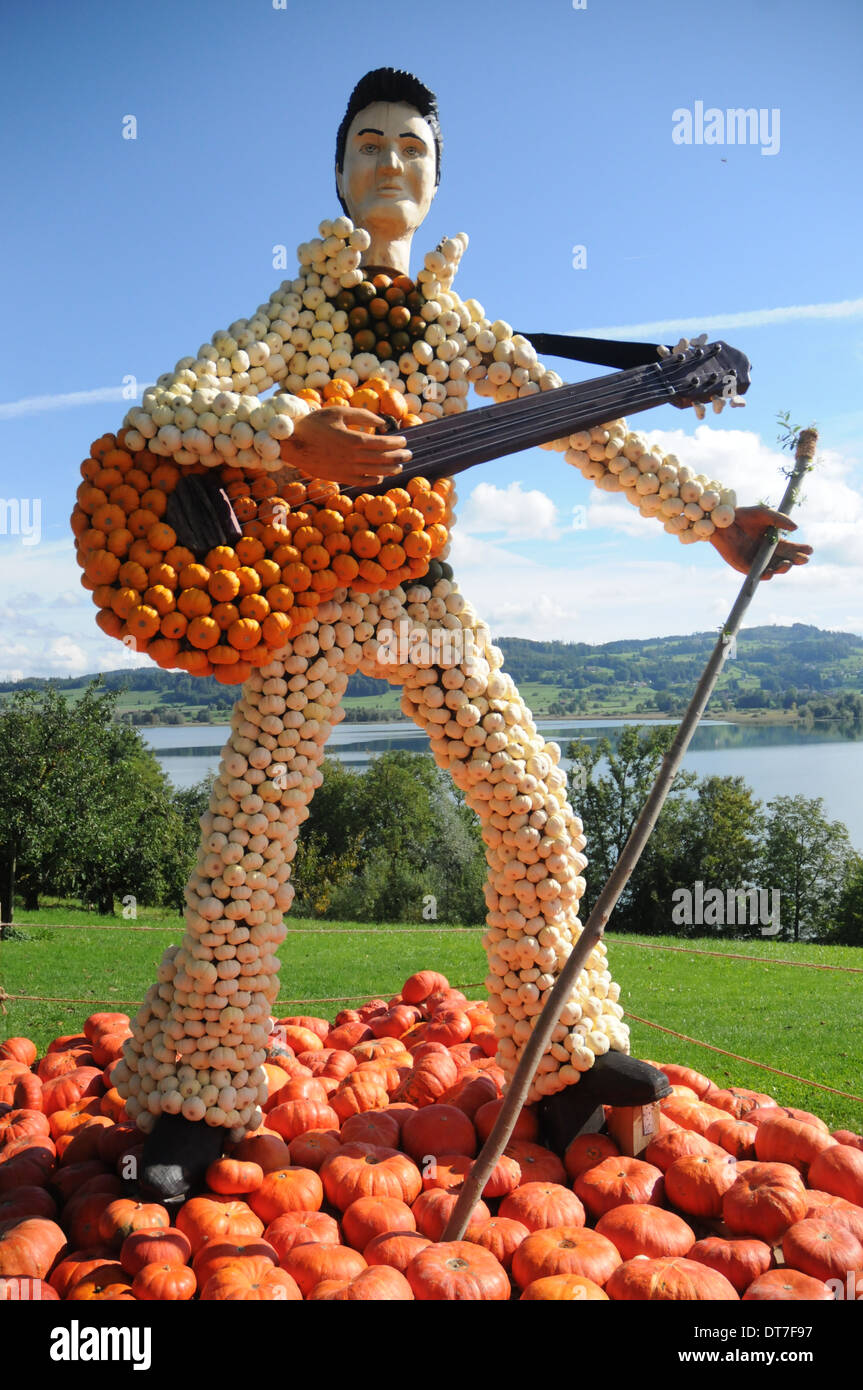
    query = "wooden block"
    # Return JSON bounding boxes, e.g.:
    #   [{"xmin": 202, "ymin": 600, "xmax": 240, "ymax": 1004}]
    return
[{"xmin": 605, "ymin": 1101, "xmax": 662, "ymax": 1158}]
